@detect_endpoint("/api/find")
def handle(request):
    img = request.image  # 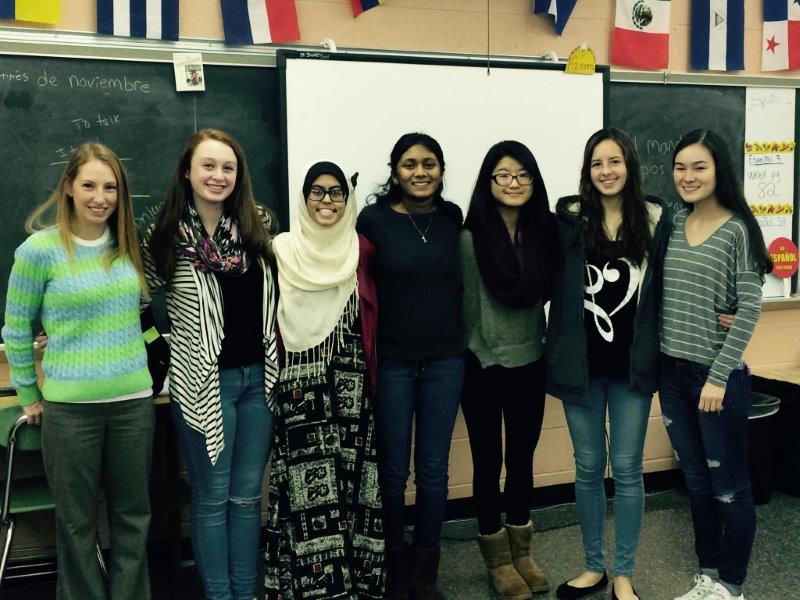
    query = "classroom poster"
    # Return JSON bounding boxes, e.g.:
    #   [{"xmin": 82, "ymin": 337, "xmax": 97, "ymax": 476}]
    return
[{"xmin": 744, "ymin": 87, "xmax": 796, "ymax": 298}]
